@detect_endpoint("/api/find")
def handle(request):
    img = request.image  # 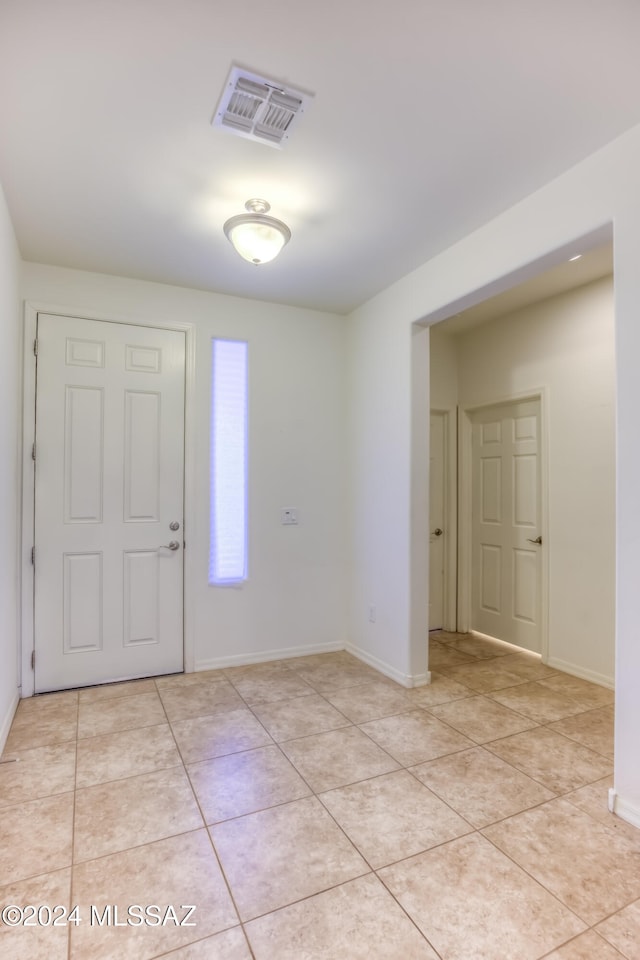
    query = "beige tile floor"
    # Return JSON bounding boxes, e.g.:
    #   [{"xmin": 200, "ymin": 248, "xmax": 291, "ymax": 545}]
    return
[{"xmin": 0, "ymin": 633, "xmax": 637, "ymax": 959}]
